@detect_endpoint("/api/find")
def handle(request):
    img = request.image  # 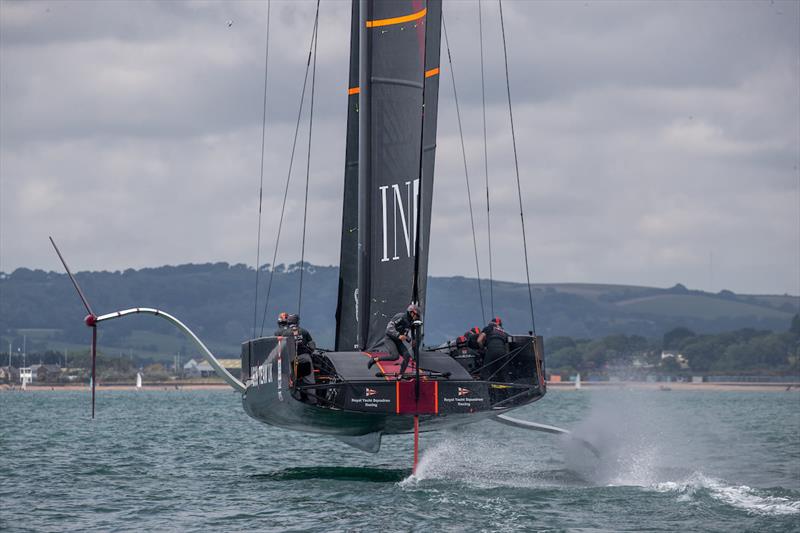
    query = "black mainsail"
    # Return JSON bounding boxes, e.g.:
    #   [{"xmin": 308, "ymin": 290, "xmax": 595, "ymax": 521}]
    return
[{"xmin": 335, "ymin": 0, "xmax": 442, "ymax": 351}]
